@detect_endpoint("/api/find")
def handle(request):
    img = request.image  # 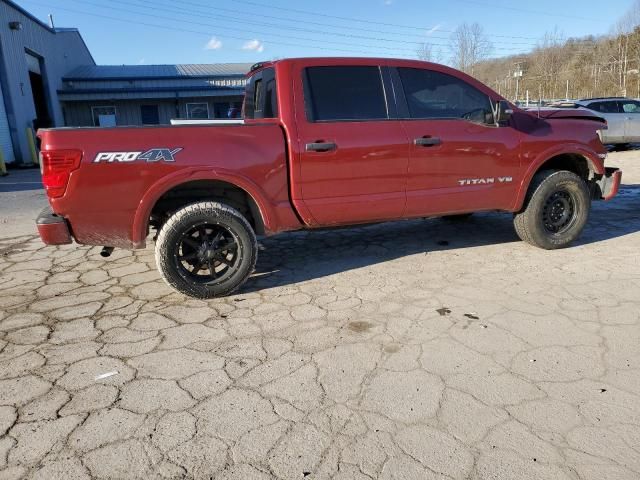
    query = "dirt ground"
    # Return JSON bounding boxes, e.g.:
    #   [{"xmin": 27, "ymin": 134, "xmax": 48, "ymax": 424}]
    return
[{"xmin": 0, "ymin": 151, "xmax": 639, "ymax": 479}]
